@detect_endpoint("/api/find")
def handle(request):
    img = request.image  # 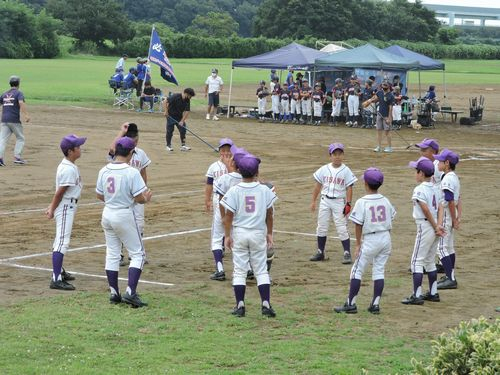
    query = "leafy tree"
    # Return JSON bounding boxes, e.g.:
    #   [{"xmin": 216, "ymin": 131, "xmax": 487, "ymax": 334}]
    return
[
  {"xmin": 186, "ymin": 11, "xmax": 239, "ymax": 38},
  {"xmin": 45, "ymin": 0, "xmax": 133, "ymax": 46}
]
